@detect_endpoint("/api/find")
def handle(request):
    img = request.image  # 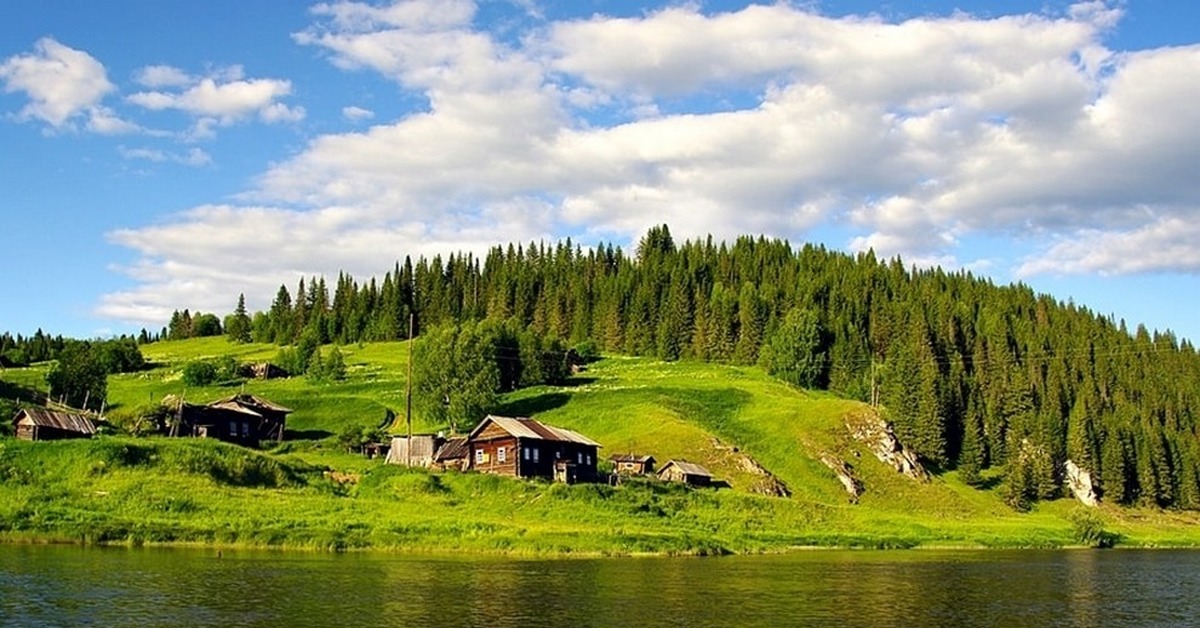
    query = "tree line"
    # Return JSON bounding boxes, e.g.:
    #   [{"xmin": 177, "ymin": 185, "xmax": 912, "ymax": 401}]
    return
[
  {"xmin": 10, "ymin": 225, "xmax": 1200, "ymax": 510},
  {"xmin": 202, "ymin": 225, "xmax": 1200, "ymax": 510}
]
